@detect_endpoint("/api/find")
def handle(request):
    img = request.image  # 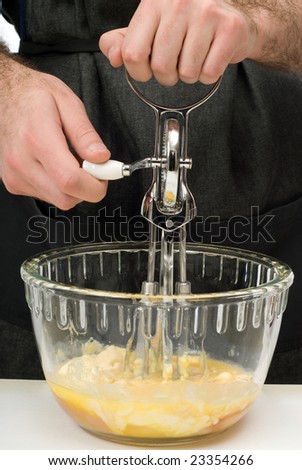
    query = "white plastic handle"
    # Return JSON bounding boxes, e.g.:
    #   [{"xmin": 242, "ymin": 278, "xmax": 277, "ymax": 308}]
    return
[{"xmin": 82, "ymin": 160, "xmax": 124, "ymax": 180}]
